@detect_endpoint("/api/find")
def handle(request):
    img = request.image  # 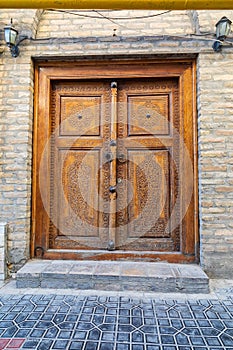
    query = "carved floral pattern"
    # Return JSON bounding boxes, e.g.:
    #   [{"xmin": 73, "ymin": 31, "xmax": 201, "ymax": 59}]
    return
[{"xmin": 60, "ymin": 96, "xmax": 101, "ymax": 136}]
